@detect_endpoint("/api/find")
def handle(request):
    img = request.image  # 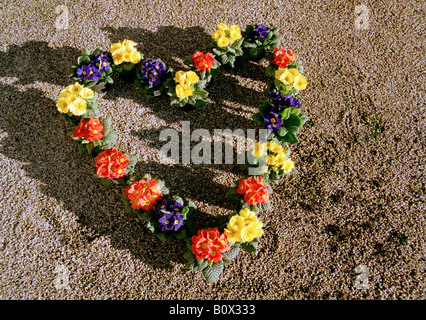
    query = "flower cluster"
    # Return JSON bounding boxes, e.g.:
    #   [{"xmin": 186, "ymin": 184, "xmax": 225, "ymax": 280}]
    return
[
  {"xmin": 269, "ymin": 91, "xmax": 301, "ymax": 110},
  {"xmin": 253, "ymin": 141, "xmax": 295, "ymax": 174},
  {"xmin": 236, "ymin": 176, "xmax": 270, "ymax": 205},
  {"xmin": 249, "ymin": 24, "xmax": 270, "ymax": 42},
  {"xmin": 270, "ymin": 48, "xmax": 296, "ymax": 69},
  {"xmin": 212, "ymin": 23, "xmax": 242, "ymax": 47},
  {"xmin": 56, "ymin": 82, "xmax": 95, "ymax": 116},
  {"xmin": 173, "ymin": 70, "xmax": 200, "ymax": 99},
  {"xmin": 191, "ymin": 51, "xmax": 215, "ymax": 71},
  {"xmin": 275, "ymin": 67, "xmax": 307, "ymax": 91},
  {"xmin": 191, "ymin": 227, "xmax": 230, "ymax": 263},
  {"xmin": 72, "ymin": 117, "xmax": 103, "ymax": 142},
  {"xmin": 125, "ymin": 178, "xmax": 163, "ymax": 211},
  {"xmin": 94, "ymin": 148, "xmax": 129, "ymax": 180},
  {"xmin": 155, "ymin": 200, "xmax": 184, "ymax": 232},
  {"xmin": 141, "ymin": 58, "xmax": 167, "ymax": 86},
  {"xmin": 224, "ymin": 208, "xmax": 264, "ymax": 243},
  {"xmin": 110, "ymin": 39, "xmax": 142, "ymax": 65}
]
